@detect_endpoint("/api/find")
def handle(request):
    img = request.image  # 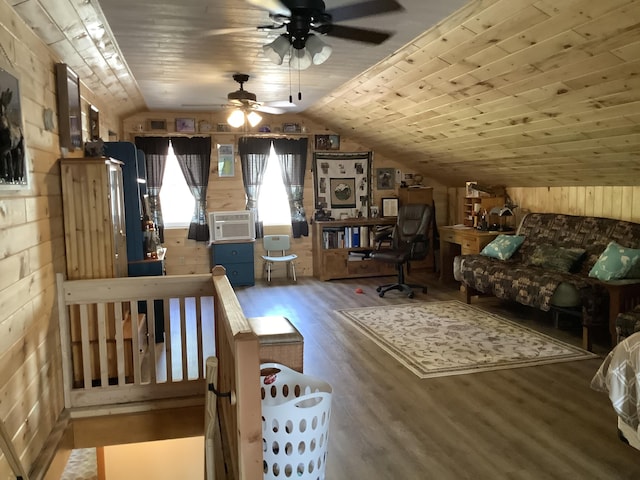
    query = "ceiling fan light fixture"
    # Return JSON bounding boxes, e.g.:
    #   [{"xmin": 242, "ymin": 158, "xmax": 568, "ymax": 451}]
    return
[
  {"xmin": 289, "ymin": 47, "xmax": 312, "ymax": 70},
  {"xmin": 306, "ymin": 34, "xmax": 332, "ymax": 65},
  {"xmin": 263, "ymin": 34, "xmax": 290, "ymax": 65},
  {"xmin": 247, "ymin": 111, "xmax": 262, "ymax": 127},
  {"xmin": 227, "ymin": 109, "xmax": 246, "ymax": 128}
]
